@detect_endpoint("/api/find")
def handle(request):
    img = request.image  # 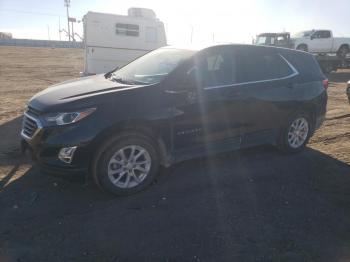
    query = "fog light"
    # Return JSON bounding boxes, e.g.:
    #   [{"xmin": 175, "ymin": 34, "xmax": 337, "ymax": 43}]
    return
[{"xmin": 58, "ymin": 146, "xmax": 77, "ymax": 164}]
